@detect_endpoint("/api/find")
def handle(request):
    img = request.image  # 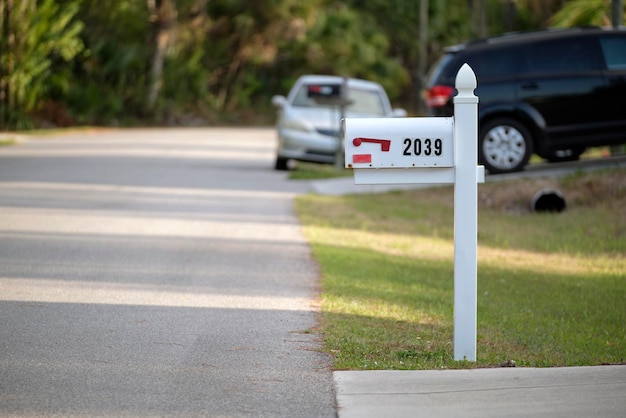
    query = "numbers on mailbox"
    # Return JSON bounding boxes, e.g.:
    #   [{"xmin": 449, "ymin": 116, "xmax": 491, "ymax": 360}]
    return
[{"xmin": 402, "ymin": 138, "xmax": 443, "ymax": 157}]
